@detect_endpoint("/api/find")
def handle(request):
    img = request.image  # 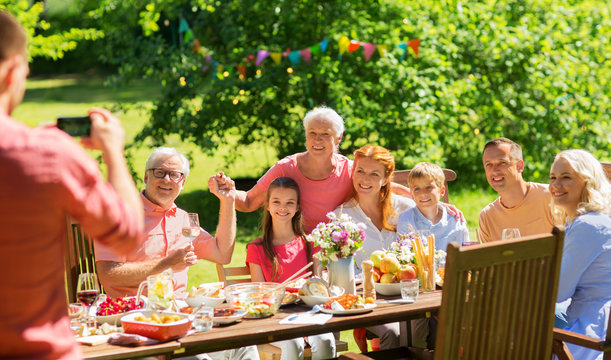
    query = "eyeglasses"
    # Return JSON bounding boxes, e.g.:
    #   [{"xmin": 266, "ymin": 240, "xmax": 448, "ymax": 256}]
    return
[{"xmin": 147, "ymin": 168, "xmax": 184, "ymax": 182}]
